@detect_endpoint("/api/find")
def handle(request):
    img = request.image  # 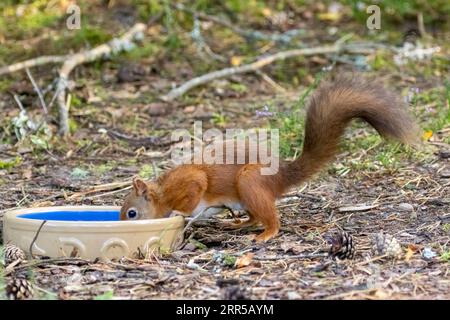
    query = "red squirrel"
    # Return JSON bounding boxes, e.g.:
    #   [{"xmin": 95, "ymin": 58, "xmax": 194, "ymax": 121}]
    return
[{"xmin": 120, "ymin": 77, "xmax": 419, "ymax": 242}]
